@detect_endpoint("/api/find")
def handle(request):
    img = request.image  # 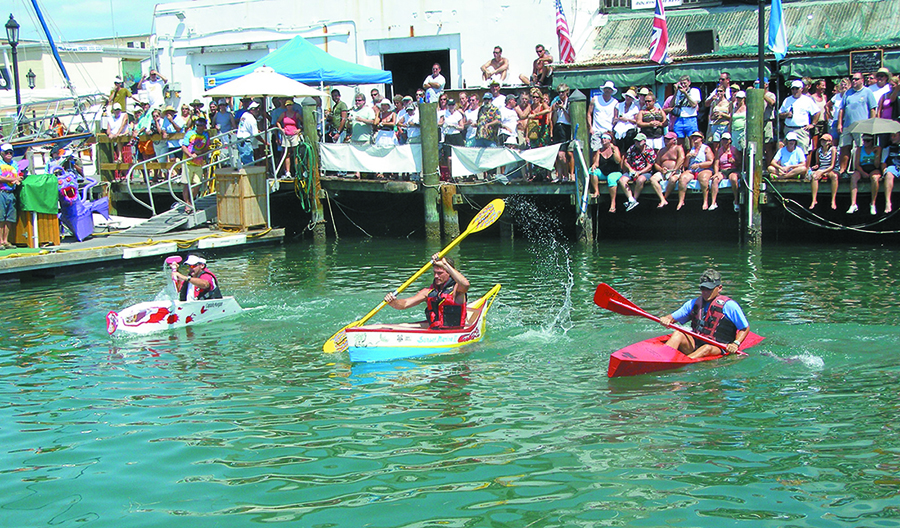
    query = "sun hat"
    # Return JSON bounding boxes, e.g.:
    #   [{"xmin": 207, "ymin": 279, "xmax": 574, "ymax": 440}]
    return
[
  {"xmin": 877, "ymin": 67, "xmax": 891, "ymax": 76},
  {"xmin": 190, "ymin": 99, "xmax": 203, "ymax": 106},
  {"xmin": 699, "ymin": 269, "xmax": 722, "ymax": 289},
  {"xmin": 185, "ymin": 255, "xmax": 206, "ymax": 266},
  {"xmin": 164, "ymin": 105, "xmax": 176, "ymax": 113},
  {"xmin": 690, "ymin": 130, "xmax": 704, "ymax": 138},
  {"xmin": 638, "ymin": 87, "xmax": 651, "ymax": 96},
  {"xmin": 601, "ymin": 81, "xmax": 617, "ymax": 93},
  {"xmin": 624, "ymin": 89, "xmax": 638, "ymax": 99},
  {"xmin": 735, "ymin": 90, "xmax": 746, "ymax": 98}
]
